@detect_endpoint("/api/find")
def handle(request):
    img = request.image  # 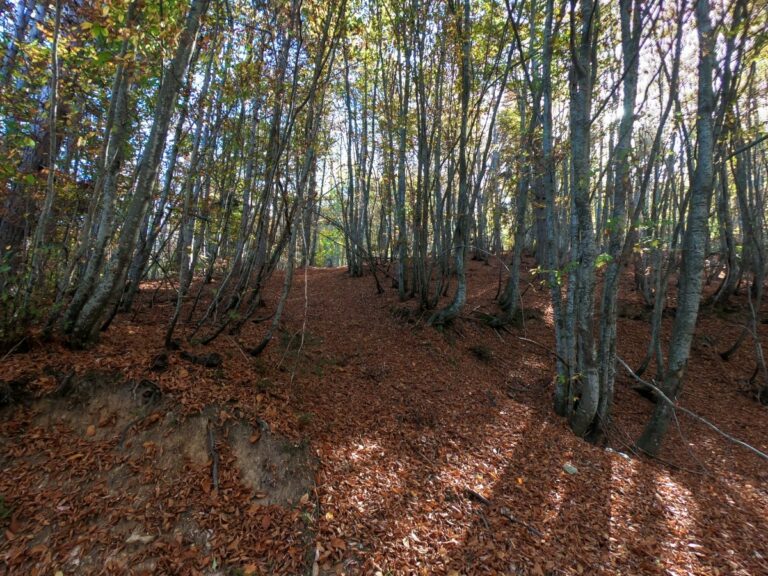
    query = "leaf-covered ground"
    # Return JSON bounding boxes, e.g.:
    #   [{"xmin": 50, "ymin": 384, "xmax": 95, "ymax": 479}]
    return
[{"xmin": 1, "ymin": 259, "xmax": 767, "ymax": 575}]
